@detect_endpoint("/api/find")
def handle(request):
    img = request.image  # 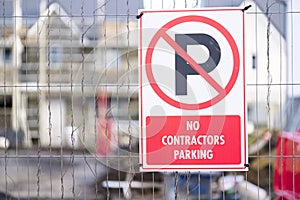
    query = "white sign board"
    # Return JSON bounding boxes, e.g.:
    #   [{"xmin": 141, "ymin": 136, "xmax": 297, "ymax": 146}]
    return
[{"xmin": 139, "ymin": 8, "xmax": 247, "ymax": 171}]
